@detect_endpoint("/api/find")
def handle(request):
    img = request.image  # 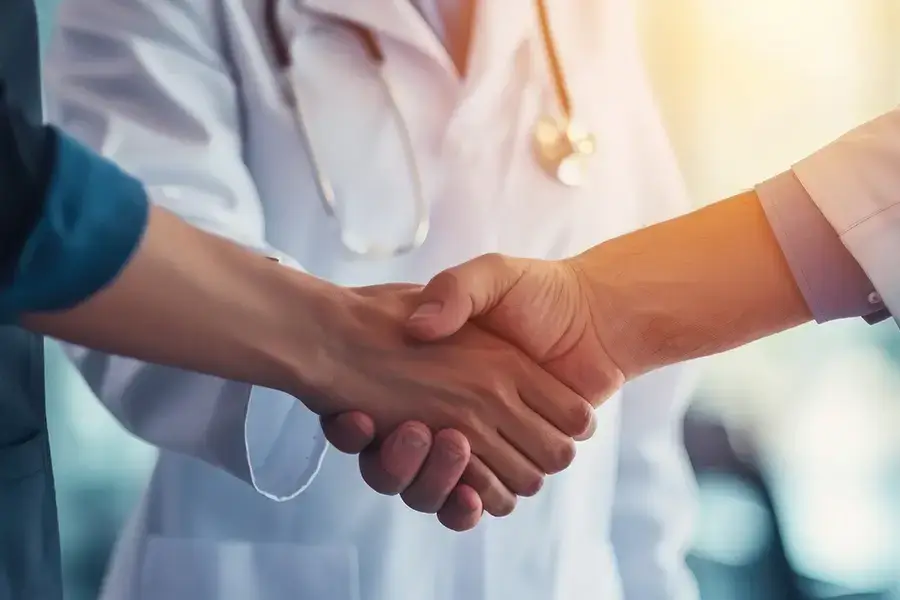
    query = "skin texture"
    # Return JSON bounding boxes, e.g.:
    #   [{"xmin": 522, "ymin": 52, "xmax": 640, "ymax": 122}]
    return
[
  {"xmin": 325, "ymin": 190, "xmax": 815, "ymax": 531},
  {"xmin": 312, "ymin": 282, "xmax": 594, "ymax": 497}
]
